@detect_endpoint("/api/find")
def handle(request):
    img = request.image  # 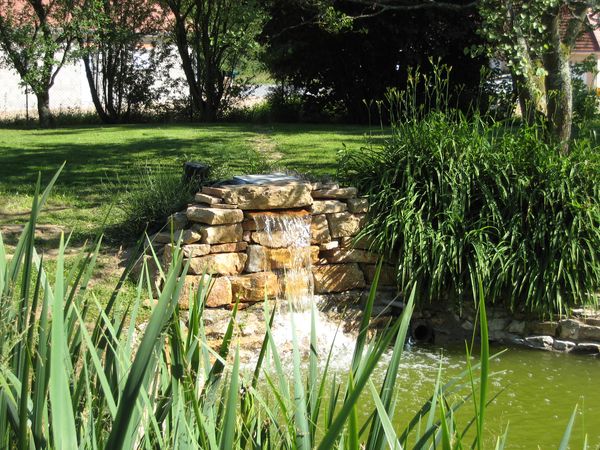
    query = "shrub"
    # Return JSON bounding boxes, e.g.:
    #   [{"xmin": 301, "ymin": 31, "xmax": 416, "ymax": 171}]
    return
[
  {"xmin": 340, "ymin": 73, "xmax": 600, "ymax": 316},
  {"xmin": 114, "ymin": 163, "xmax": 194, "ymax": 240}
]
